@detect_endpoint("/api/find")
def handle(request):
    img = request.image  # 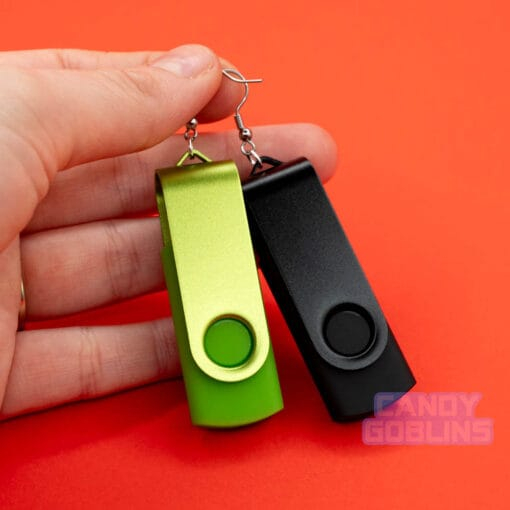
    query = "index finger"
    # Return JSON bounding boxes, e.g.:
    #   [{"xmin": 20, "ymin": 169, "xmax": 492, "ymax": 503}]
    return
[{"xmin": 0, "ymin": 48, "xmax": 243, "ymax": 123}]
